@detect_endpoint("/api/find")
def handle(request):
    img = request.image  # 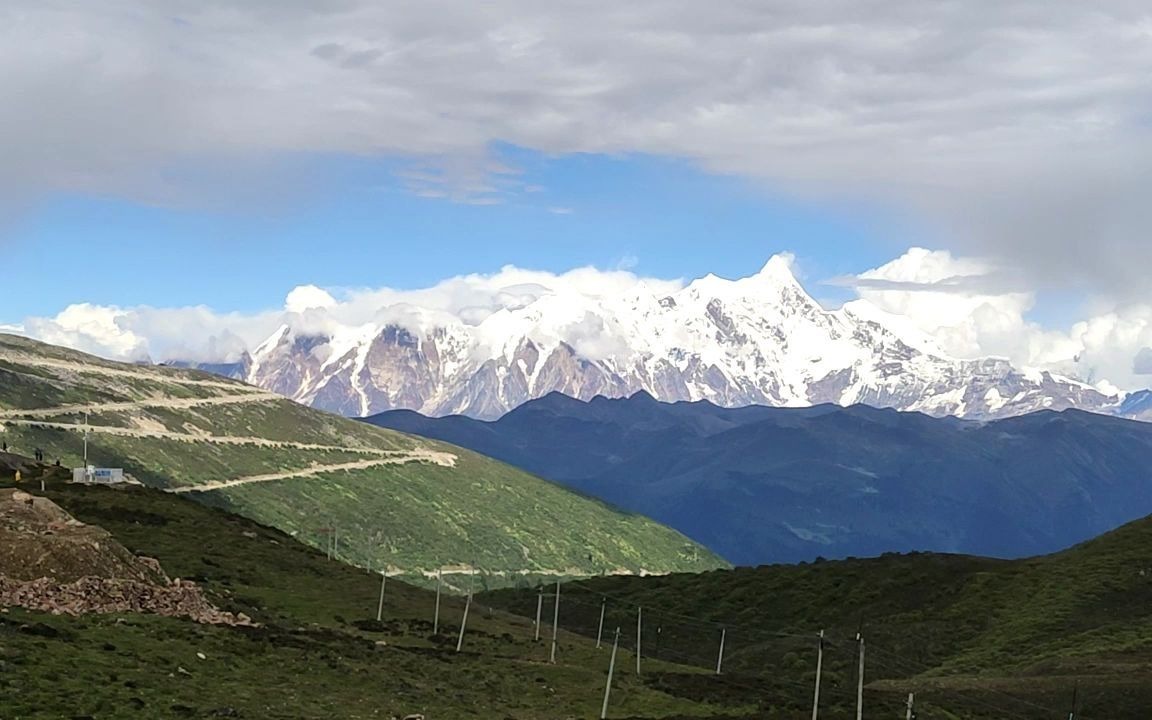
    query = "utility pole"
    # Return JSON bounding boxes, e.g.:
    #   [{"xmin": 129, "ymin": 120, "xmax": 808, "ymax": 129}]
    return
[
  {"xmin": 376, "ymin": 570, "xmax": 387, "ymax": 622},
  {"xmin": 534, "ymin": 587, "xmax": 544, "ymax": 641},
  {"xmin": 600, "ymin": 627, "xmax": 621, "ymax": 720},
  {"xmin": 433, "ymin": 567, "xmax": 442, "ymax": 635},
  {"xmin": 549, "ymin": 580, "xmax": 561, "ymax": 664},
  {"xmin": 635, "ymin": 606, "xmax": 643, "ymax": 675},
  {"xmin": 855, "ymin": 634, "xmax": 865, "ymax": 720},
  {"xmin": 596, "ymin": 597, "xmax": 606, "ymax": 649},
  {"xmin": 905, "ymin": 692, "xmax": 915, "ymax": 720},
  {"xmin": 83, "ymin": 411, "xmax": 90, "ymax": 480},
  {"xmin": 811, "ymin": 629, "xmax": 824, "ymax": 720},
  {"xmin": 715, "ymin": 628, "xmax": 727, "ymax": 675}
]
